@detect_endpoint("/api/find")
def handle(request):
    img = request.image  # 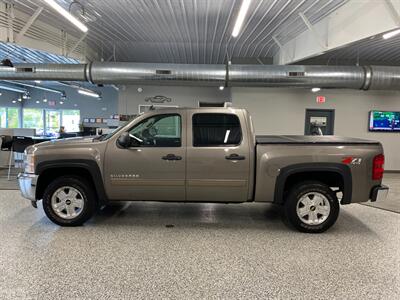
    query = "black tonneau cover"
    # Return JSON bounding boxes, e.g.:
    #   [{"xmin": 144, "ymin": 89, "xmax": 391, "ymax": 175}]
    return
[{"xmin": 256, "ymin": 135, "xmax": 380, "ymax": 145}]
